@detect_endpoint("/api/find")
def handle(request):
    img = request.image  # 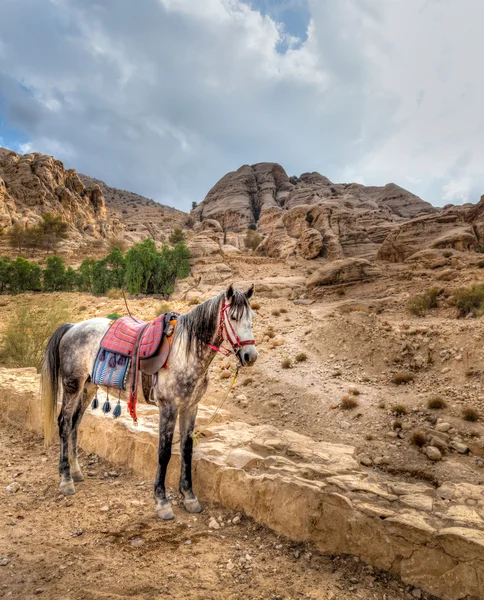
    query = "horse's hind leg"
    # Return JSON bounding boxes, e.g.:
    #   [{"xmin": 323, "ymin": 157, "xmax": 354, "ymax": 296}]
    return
[
  {"xmin": 154, "ymin": 399, "xmax": 178, "ymax": 520},
  {"xmin": 58, "ymin": 378, "xmax": 83, "ymax": 496},
  {"xmin": 69, "ymin": 382, "xmax": 97, "ymax": 482},
  {"xmin": 179, "ymin": 405, "xmax": 202, "ymax": 514}
]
